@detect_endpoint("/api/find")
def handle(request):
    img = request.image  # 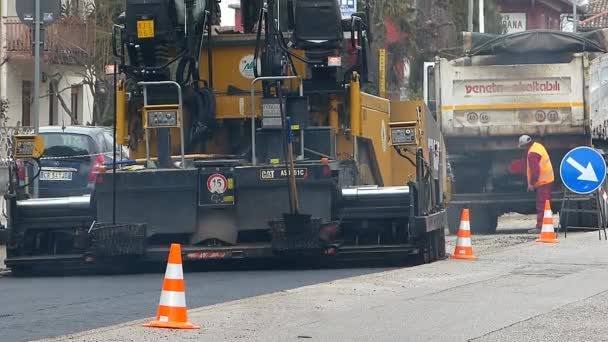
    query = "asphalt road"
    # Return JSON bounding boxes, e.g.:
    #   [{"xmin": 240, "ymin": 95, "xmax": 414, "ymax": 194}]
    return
[
  {"xmin": 0, "ymin": 265, "xmax": 392, "ymax": 342},
  {"xmin": 0, "ymin": 214, "xmax": 540, "ymax": 342},
  {"xmin": 48, "ymin": 224, "xmax": 608, "ymax": 341}
]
